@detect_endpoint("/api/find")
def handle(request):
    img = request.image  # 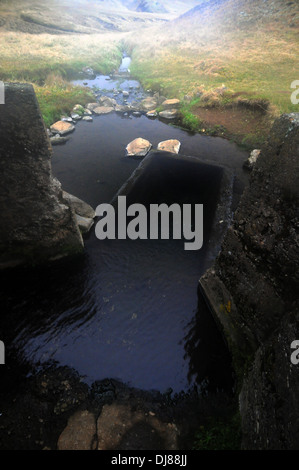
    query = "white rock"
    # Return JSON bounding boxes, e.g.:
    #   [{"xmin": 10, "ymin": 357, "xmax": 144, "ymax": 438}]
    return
[
  {"xmin": 157, "ymin": 139, "xmax": 181, "ymax": 154},
  {"xmin": 126, "ymin": 138, "xmax": 152, "ymax": 157}
]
